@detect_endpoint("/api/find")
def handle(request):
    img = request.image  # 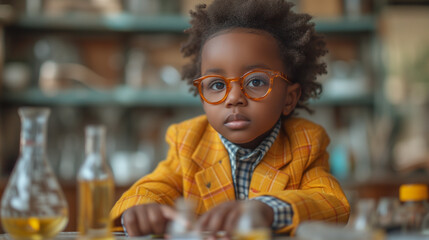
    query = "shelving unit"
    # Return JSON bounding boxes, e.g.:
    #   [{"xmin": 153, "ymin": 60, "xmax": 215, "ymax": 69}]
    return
[
  {"xmin": 0, "ymin": 9, "xmax": 381, "ymax": 171},
  {"xmin": 1, "ymin": 14, "xmax": 378, "ymax": 107}
]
